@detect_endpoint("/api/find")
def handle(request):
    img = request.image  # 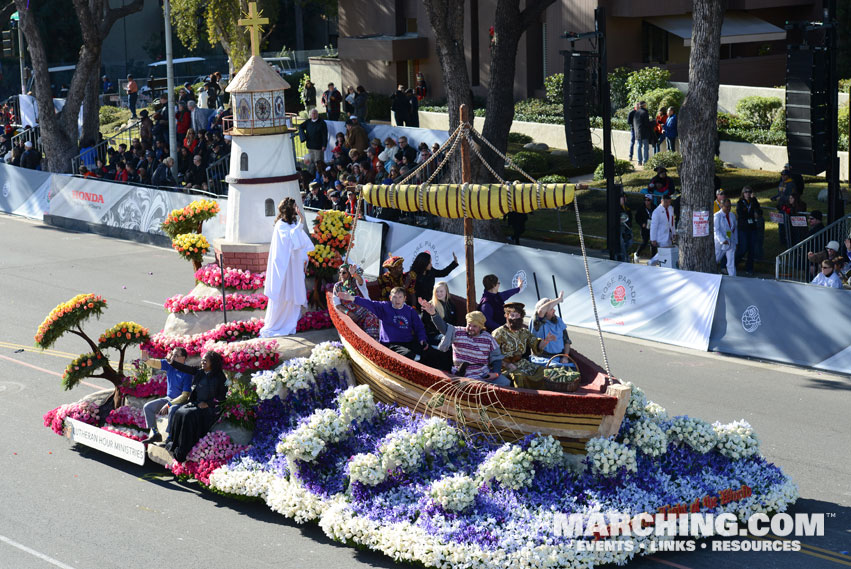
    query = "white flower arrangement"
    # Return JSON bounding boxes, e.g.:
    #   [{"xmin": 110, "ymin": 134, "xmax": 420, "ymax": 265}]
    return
[
  {"xmin": 586, "ymin": 437, "xmax": 638, "ymax": 477},
  {"xmin": 643, "ymin": 401, "xmax": 669, "ymax": 422},
  {"xmin": 713, "ymin": 420, "xmax": 760, "ymax": 460},
  {"xmin": 625, "ymin": 382, "xmax": 647, "ymax": 418},
  {"xmin": 337, "ymin": 384, "xmax": 376, "ymax": 424},
  {"xmin": 624, "ymin": 419, "xmax": 668, "ymax": 457},
  {"xmin": 526, "ymin": 435, "xmax": 563, "ymax": 467},
  {"xmin": 209, "ymin": 464, "xmax": 276, "ymax": 499},
  {"xmin": 418, "ymin": 417, "xmax": 460, "ymax": 455},
  {"xmin": 477, "ymin": 444, "xmax": 536, "ymax": 490},
  {"xmin": 277, "ymin": 426, "xmax": 327, "ymax": 462},
  {"xmin": 379, "ymin": 431, "xmax": 423, "ymax": 473},
  {"xmin": 276, "ymin": 357, "xmax": 316, "ymax": 392},
  {"xmin": 265, "ymin": 477, "xmax": 328, "ymax": 524},
  {"xmin": 667, "ymin": 416, "xmax": 718, "ymax": 454},
  {"xmin": 429, "ymin": 474, "xmax": 478, "ymax": 512},
  {"xmin": 348, "ymin": 453, "xmax": 387, "ymax": 487},
  {"xmin": 307, "ymin": 408, "xmax": 347, "ymax": 444},
  {"xmin": 250, "ymin": 369, "xmax": 282, "ymax": 401},
  {"xmin": 309, "ymin": 342, "xmax": 350, "ymax": 376}
]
